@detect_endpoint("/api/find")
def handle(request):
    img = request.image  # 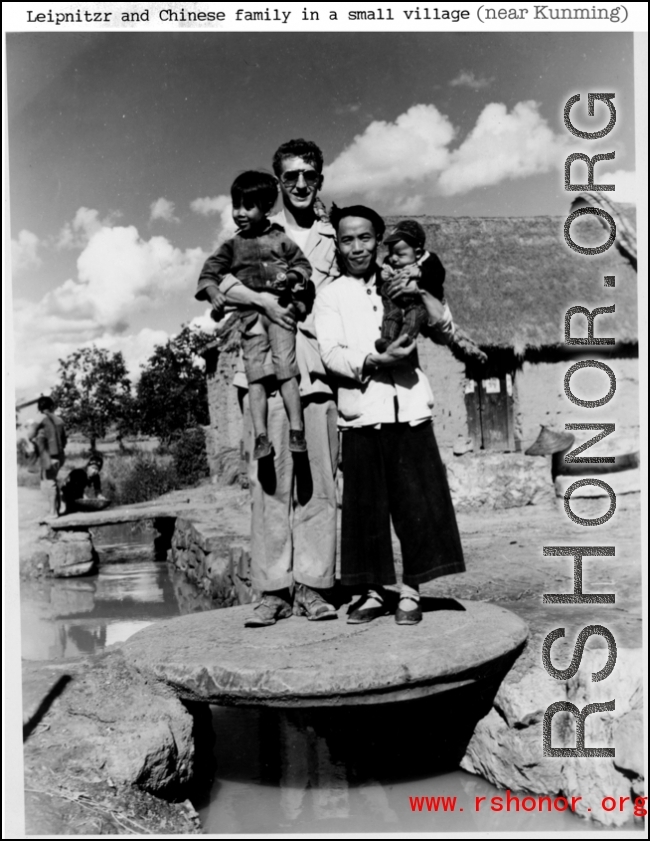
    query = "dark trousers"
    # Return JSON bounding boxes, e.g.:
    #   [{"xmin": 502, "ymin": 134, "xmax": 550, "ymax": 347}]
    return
[
  {"xmin": 341, "ymin": 421, "xmax": 465, "ymax": 588},
  {"xmin": 379, "ymin": 293, "xmax": 429, "ymax": 347}
]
